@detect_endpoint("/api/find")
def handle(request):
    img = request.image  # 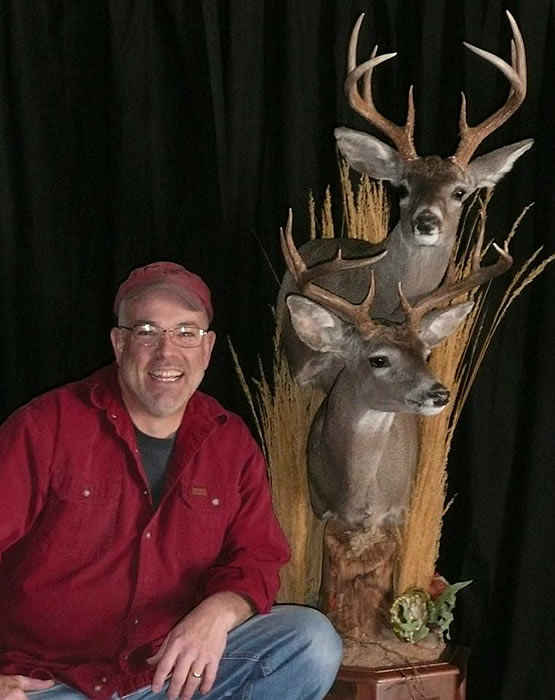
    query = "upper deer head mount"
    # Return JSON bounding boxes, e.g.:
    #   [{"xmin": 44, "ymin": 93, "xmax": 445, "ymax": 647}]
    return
[
  {"xmin": 278, "ymin": 11, "xmax": 531, "ymax": 387},
  {"xmin": 336, "ymin": 10, "xmax": 532, "ymax": 254},
  {"xmin": 281, "ymin": 210, "xmax": 512, "ymax": 530}
]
